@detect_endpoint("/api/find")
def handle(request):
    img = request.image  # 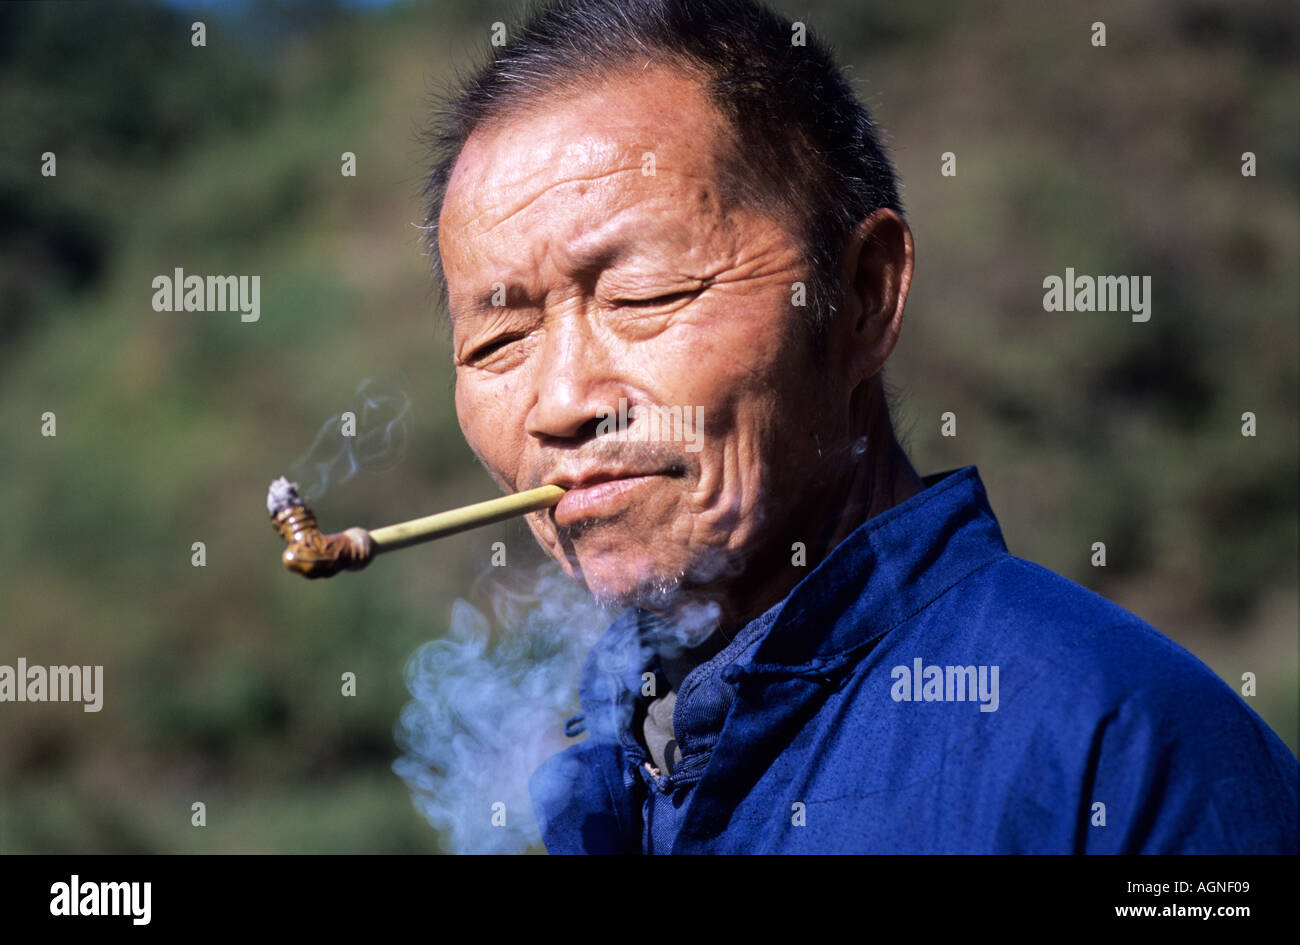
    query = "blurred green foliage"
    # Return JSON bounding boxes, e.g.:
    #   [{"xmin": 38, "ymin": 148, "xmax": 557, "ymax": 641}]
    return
[{"xmin": 0, "ymin": 0, "xmax": 1295, "ymax": 852}]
